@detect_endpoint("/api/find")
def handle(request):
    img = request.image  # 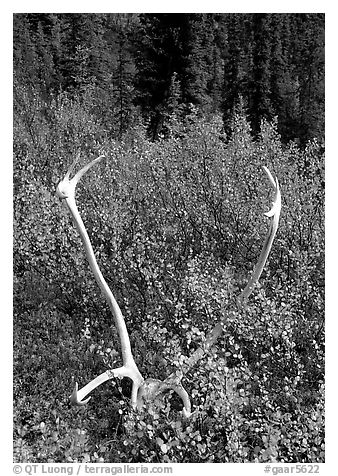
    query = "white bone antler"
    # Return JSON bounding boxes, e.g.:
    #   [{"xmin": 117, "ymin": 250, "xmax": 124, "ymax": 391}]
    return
[
  {"xmin": 57, "ymin": 159, "xmax": 280, "ymax": 418},
  {"xmin": 57, "ymin": 155, "xmax": 191, "ymax": 416},
  {"xmin": 57, "ymin": 155, "xmax": 144, "ymax": 407},
  {"xmin": 239, "ymin": 165, "xmax": 281, "ymax": 301},
  {"xmin": 172, "ymin": 165, "xmax": 282, "ymax": 374}
]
